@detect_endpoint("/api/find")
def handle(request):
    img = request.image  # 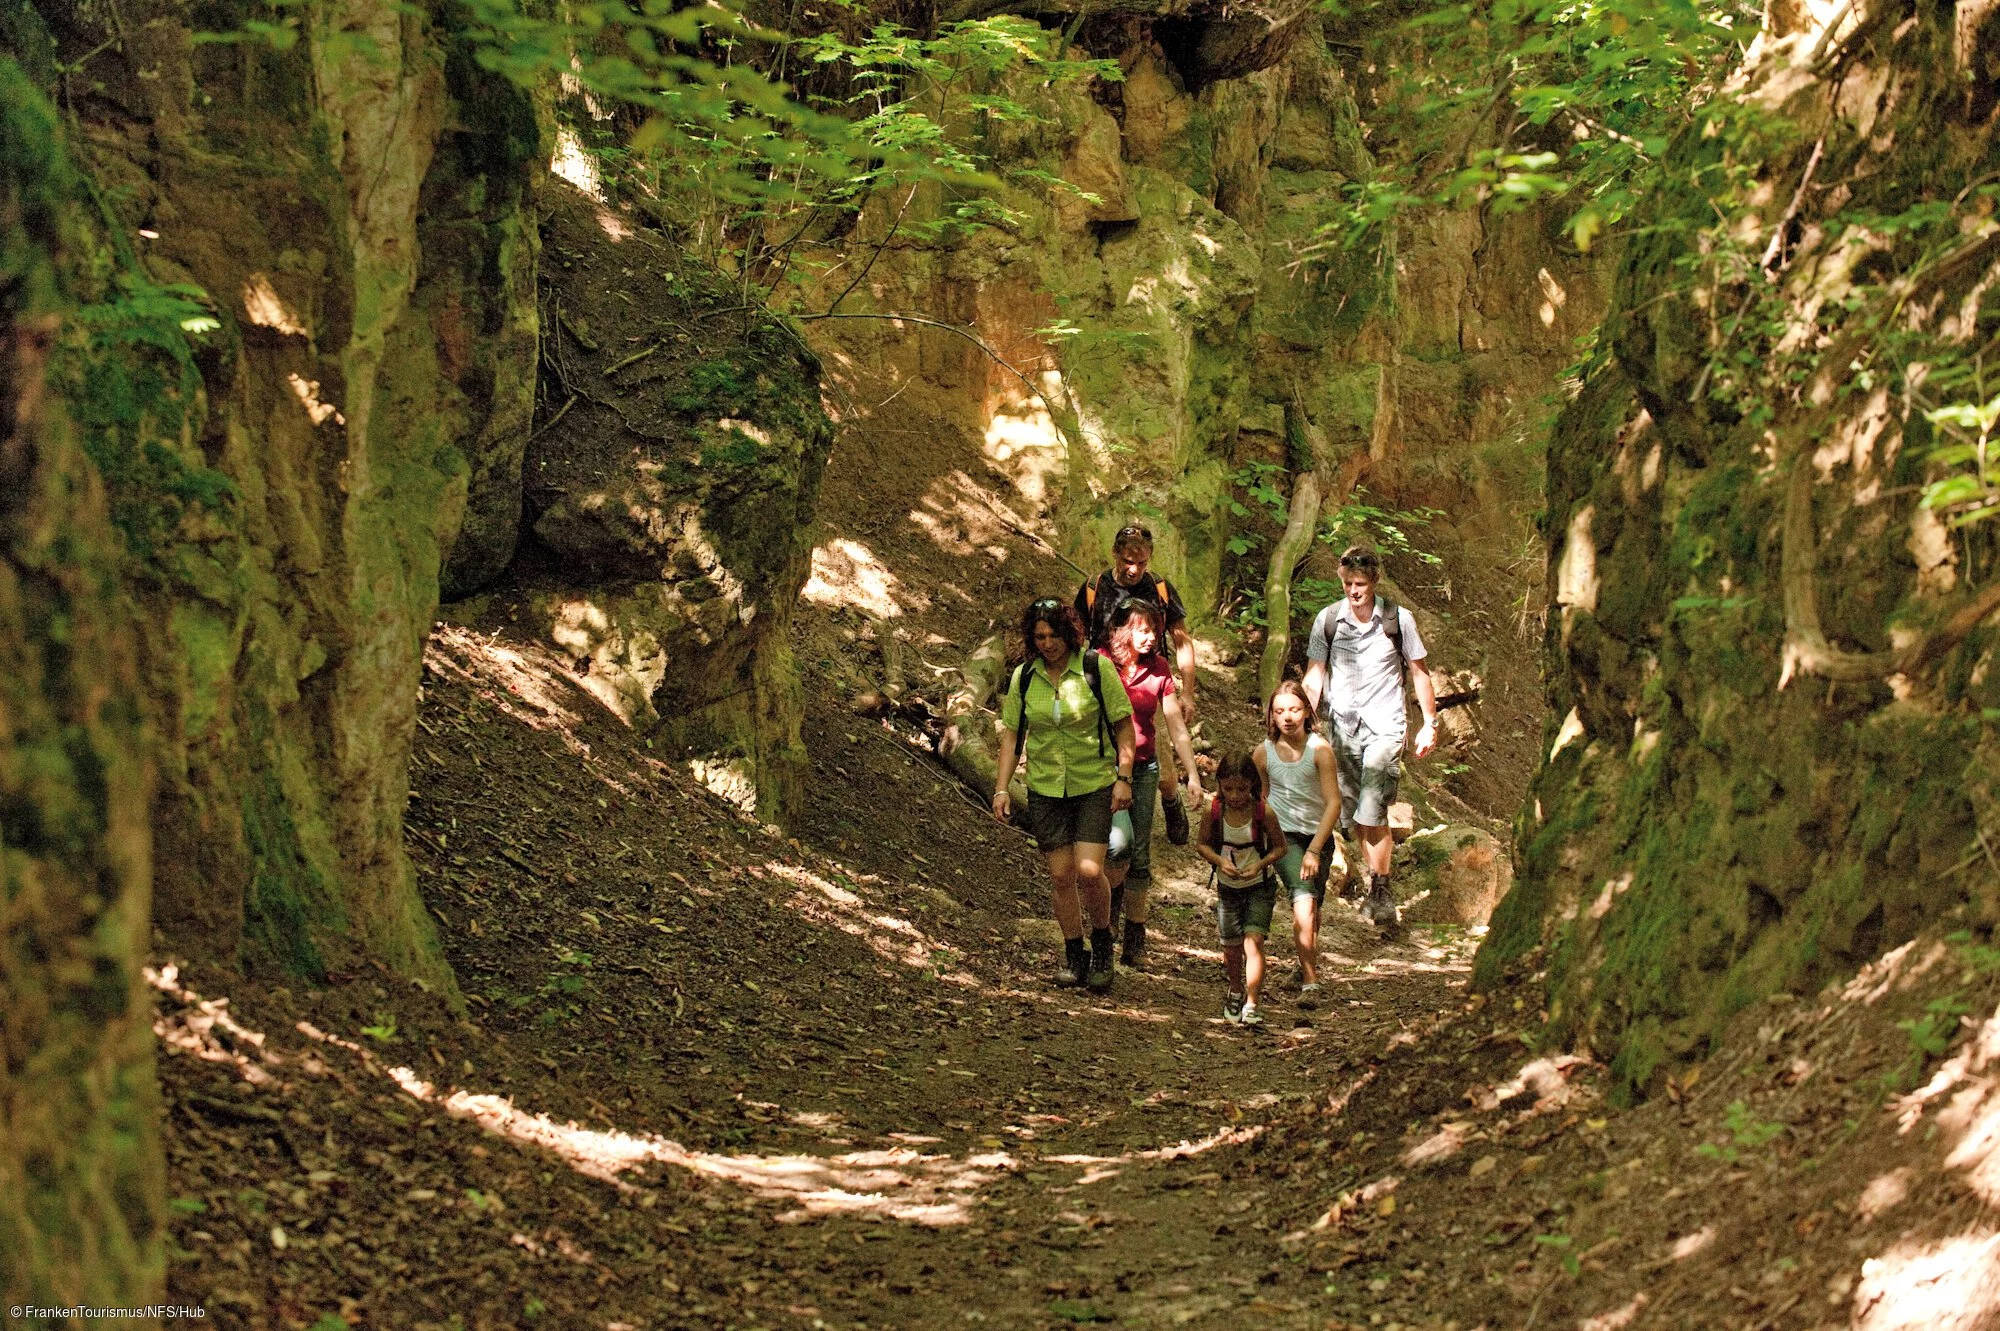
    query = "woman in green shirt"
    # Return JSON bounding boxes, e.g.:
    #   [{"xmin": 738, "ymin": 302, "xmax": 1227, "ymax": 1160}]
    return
[{"xmin": 992, "ymin": 598, "xmax": 1137, "ymax": 992}]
